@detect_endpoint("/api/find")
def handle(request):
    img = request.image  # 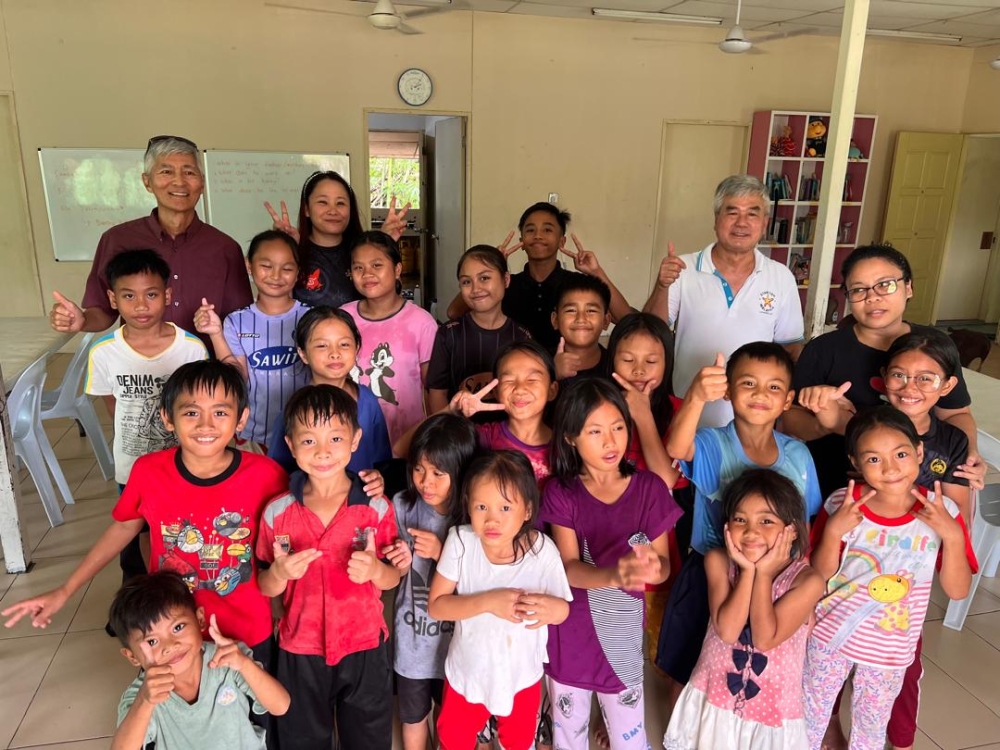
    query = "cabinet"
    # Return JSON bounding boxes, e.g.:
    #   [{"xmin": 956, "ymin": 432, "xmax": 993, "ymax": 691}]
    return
[{"xmin": 747, "ymin": 110, "xmax": 878, "ymax": 323}]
